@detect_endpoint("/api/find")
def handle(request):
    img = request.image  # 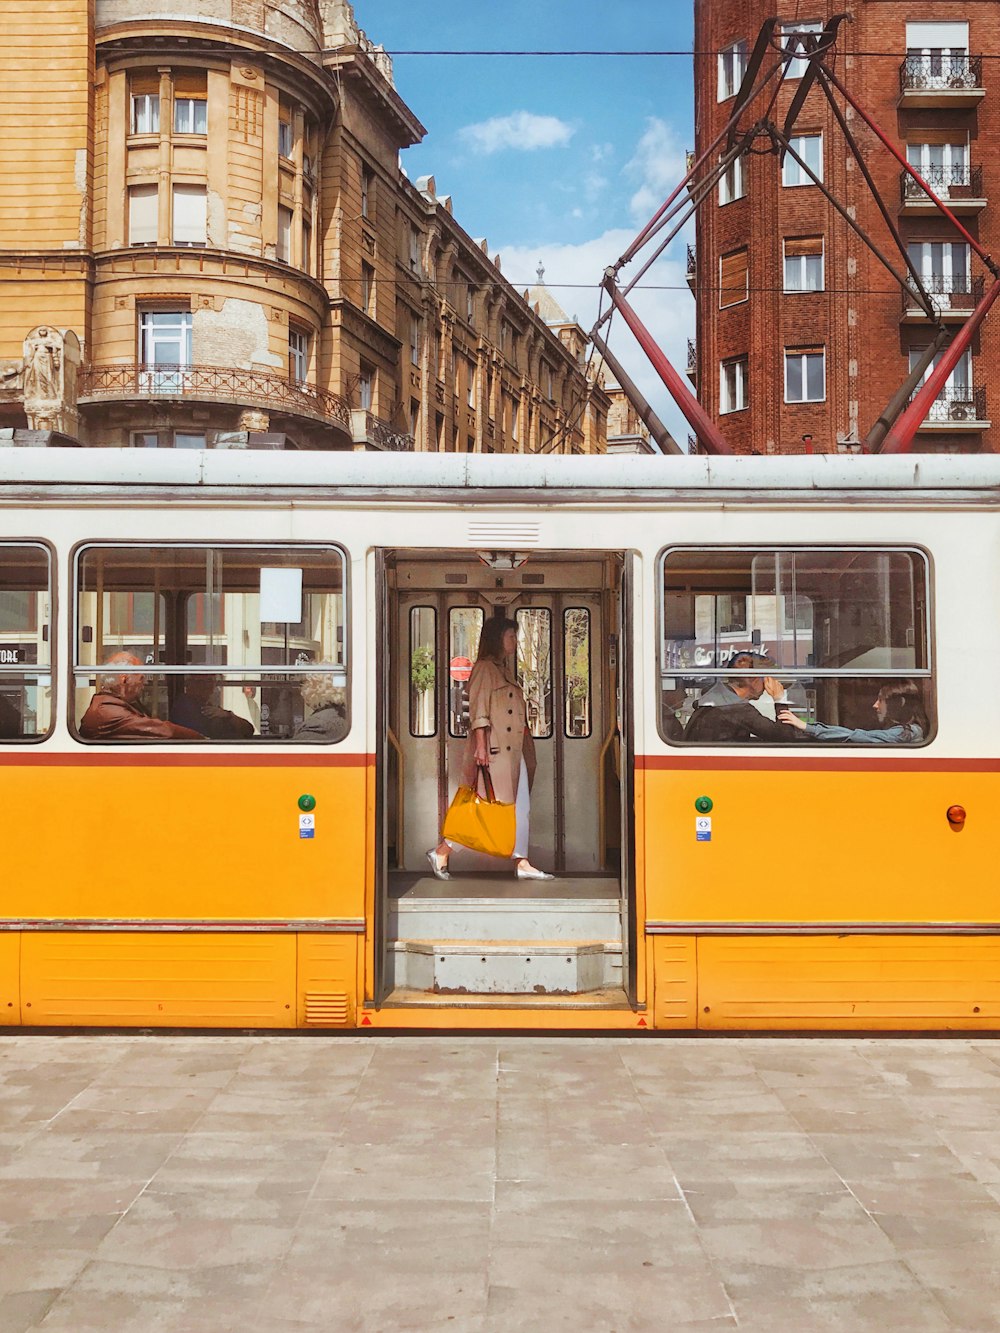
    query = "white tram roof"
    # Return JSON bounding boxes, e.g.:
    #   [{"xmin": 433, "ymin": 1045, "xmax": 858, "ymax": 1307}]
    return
[{"xmin": 1, "ymin": 449, "xmax": 1000, "ymax": 499}]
